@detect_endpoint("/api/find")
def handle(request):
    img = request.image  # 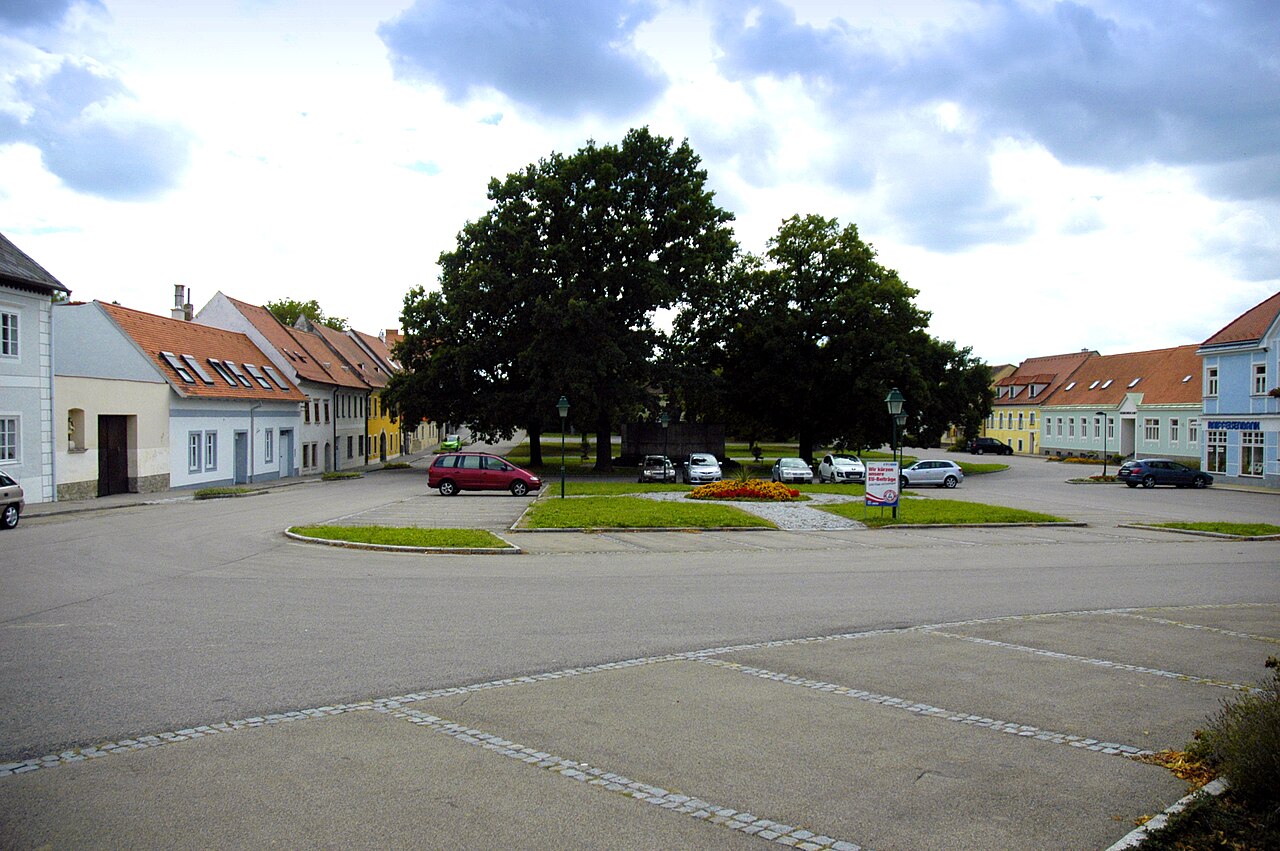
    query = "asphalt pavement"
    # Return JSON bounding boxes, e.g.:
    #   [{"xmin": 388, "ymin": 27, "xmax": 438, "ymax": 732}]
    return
[{"xmin": 2, "ymin": 446, "xmax": 1277, "ymax": 849}]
